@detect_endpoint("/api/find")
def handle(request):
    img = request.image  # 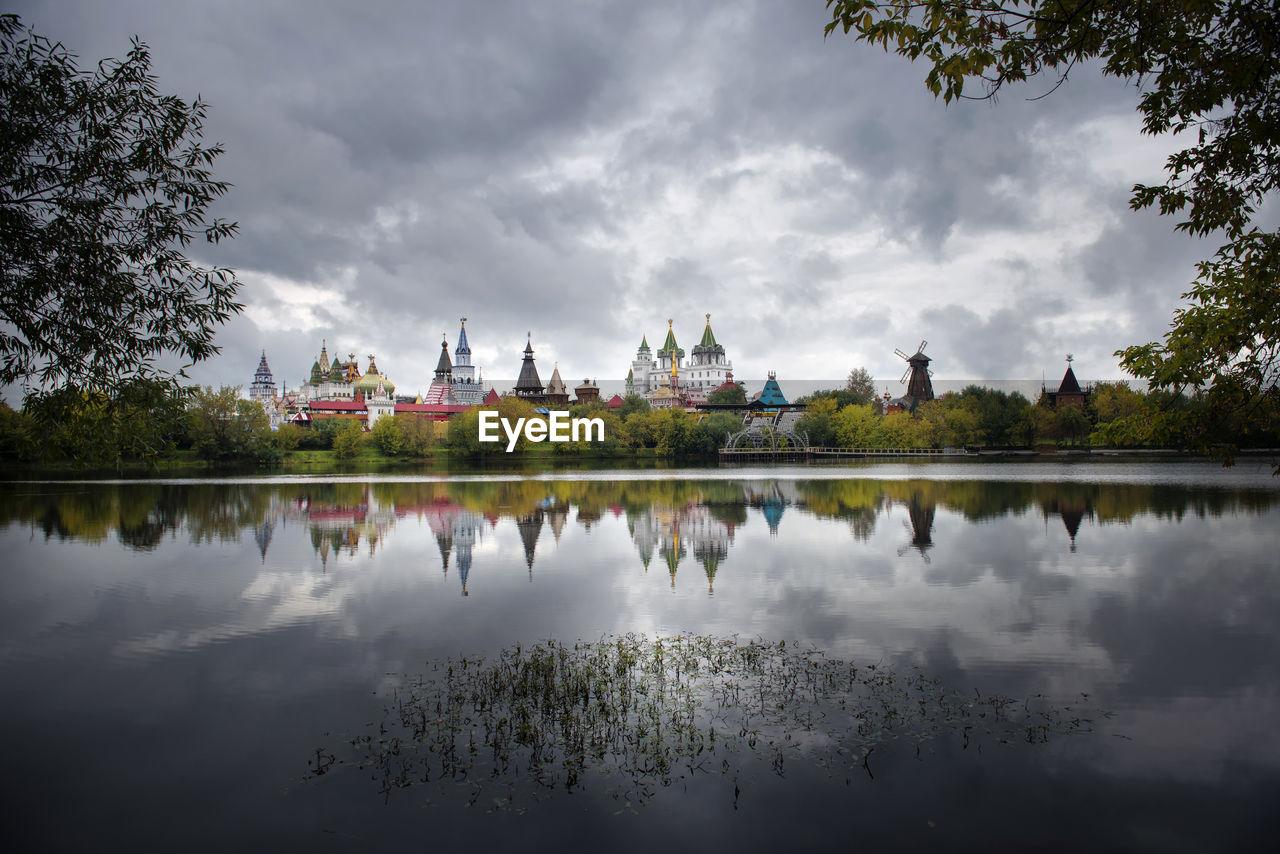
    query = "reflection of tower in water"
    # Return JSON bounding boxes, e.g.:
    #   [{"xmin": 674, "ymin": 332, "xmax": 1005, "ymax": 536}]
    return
[
  {"xmin": 631, "ymin": 503, "xmax": 736, "ymax": 593},
  {"xmin": 515, "ymin": 510, "xmax": 544, "ymax": 580},
  {"xmin": 423, "ymin": 500, "xmax": 486, "ymax": 595},
  {"xmin": 897, "ymin": 492, "xmax": 936, "ymax": 561},
  {"xmin": 1041, "ymin": 496, "xmax": 1094, "ymax": 553}
]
